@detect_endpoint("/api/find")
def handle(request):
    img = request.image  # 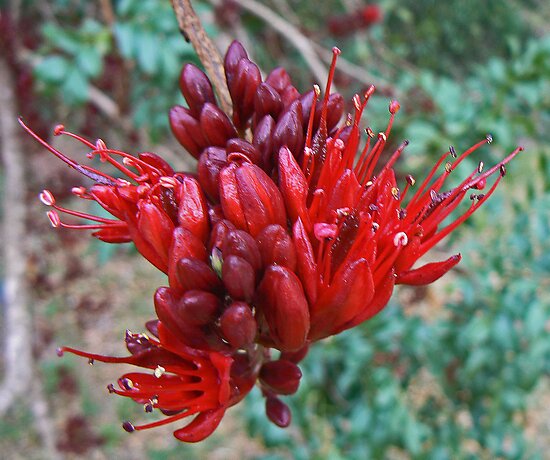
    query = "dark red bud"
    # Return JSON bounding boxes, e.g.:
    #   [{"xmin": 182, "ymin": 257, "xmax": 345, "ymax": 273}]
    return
[
  {"xmin": 224, "ymin": 40, "xmax": 248, "ymax": 89},
  {"xmin": 280, "ymin": 85, "xmax": 300, "ymax": 107},
  {"xmin": 273, "ymin": 100, "xmax": 304, "ymax": 159},
  {"xmin": 200, "ymin": 102, "xmax": 237, "ymax": 147},
  {"xmin": 325, "ymin": 93, "xmax": 344, "ymax": 131},
  {"xmin": 208, "ymin": 219, "xmax": 236, "ymax": 254},
  {"xmin": 254, "ymin": 83, "xmax": 283, "ymax": 121},
  {"xmin": 221, "ymin": 229, "xmax": 262, "ymax": 272},
  {"xmin": 219, "ymin": 301, "xmax": 257, "ymax": 348},
  {"xmin": 256, "ymin": 224, "xmax": 297, "ymax": 270},
  {"xmin": 176, "ymin": 257, "xmax": 222, "ymax": 293},
  {"xmin": 197, "ymin": 146, "xmax": 228, "ymax": 202},
  {"xmin": 169, "ymin": 105, "xmax": 206, "ymax": 159},
  {"xmin": 253, "ymin": 115, "xmax": 275, "ymax": 172},
  {"xmin": 226, "ymin": 138, "xmax": 261, "ymax": 165},
  {"xmin": 260, "ymin": 360, "xmax": 302, "ymax": 395},
  {"xmin": 230, "ymin": 58, "xmax": 262, "ymax": 129},
  {"xmin": 256, "ymin": 265, "xmax": 310, "ymax": 352},
  {"xmin": 280, "ymin": 343, "xmax": 310, "ymax": 363},
  {"xmin": 265, "ymin": 396, "xmax": 291, "ymax": 428},
  {"xmin": 179, "ymin": 64, "xmax": 216, "ymax": 118},
  {"xmin": 222, "ymin": 255, "xmax": 255, "ymax": 301},
  {"xmin": 178, "ymin": 289, "xmax": 222, "ymax": 326},
  {"xmin": 168, "ymin": 226, "xmax": 207, "ymax": 291},
  {"xmin": 265, "ymin": 67, "xmax": 292, "ymax": 94}
]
